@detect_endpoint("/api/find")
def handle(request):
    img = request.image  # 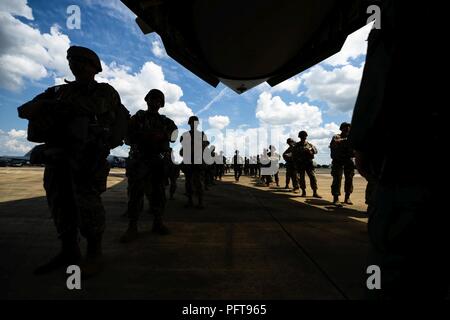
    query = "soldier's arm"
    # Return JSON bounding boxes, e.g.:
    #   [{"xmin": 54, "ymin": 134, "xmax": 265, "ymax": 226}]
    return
[
  {"xmin": 329, "ymin": 136, "xmax": 337, "ymax": 148},
  {"xmin": 167, "ymin": 119, "xmax": 178, "ymax": 143}
]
